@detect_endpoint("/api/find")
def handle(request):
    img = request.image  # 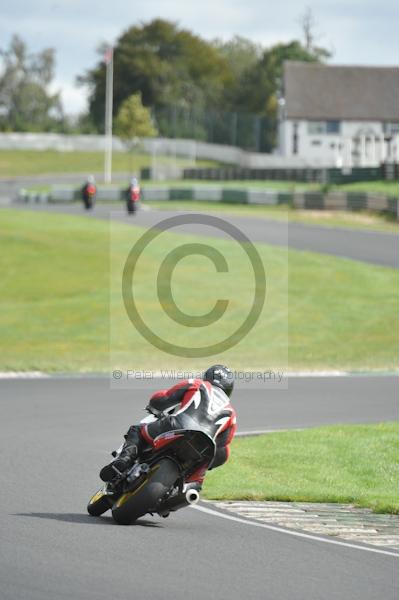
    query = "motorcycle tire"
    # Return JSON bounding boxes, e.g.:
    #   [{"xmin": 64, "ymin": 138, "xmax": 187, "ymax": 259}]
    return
[
  {"xmin": 87, "ymin": 488, "xmax": 112, "ymax": 516},
  {"xmin": 84, "ymin": 198, "xmax": 95, "ymax": 210},
  {"xmin": 111, "ymin": 458, "xmax": 179, "ymax": 525}
]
